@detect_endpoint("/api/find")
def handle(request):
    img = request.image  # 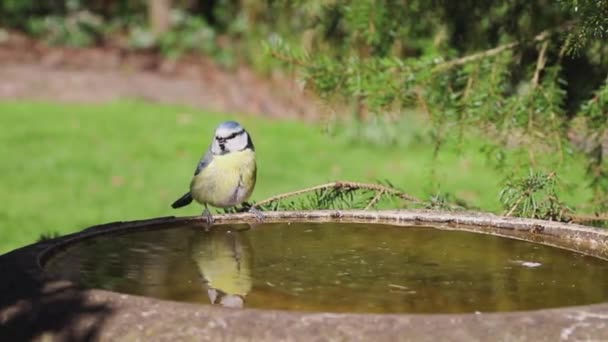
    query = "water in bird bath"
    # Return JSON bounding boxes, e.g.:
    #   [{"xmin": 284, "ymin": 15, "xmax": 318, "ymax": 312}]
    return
[{"xmin": 44, "ymin": 222, "xmax": 608, "ymax": 313}]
